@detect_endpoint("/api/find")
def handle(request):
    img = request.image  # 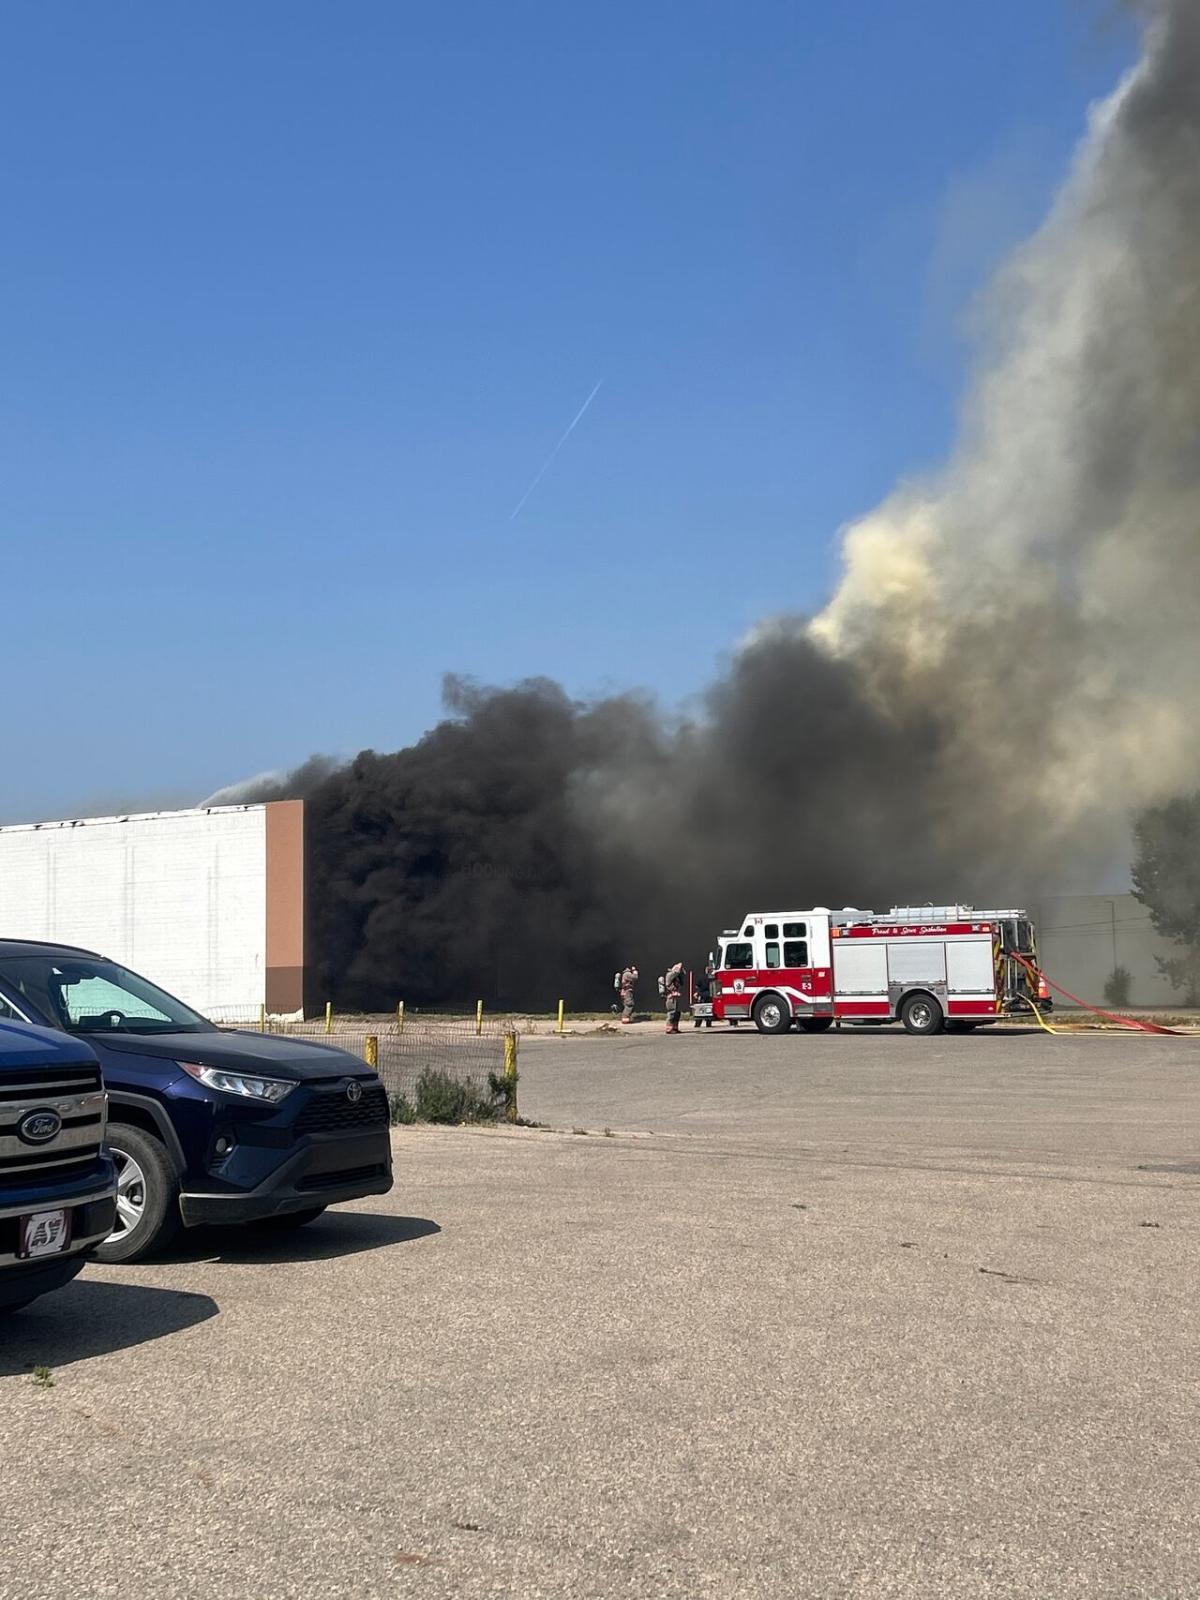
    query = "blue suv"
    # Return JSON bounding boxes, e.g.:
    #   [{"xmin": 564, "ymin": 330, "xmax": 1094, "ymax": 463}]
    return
[{"xmin": 0, "ymin": 942, "xmax": 393, "ymax": 1263}]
